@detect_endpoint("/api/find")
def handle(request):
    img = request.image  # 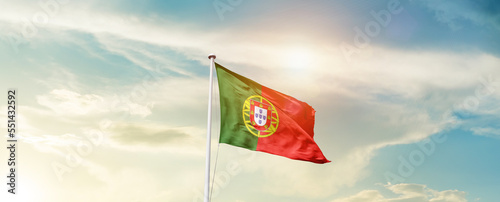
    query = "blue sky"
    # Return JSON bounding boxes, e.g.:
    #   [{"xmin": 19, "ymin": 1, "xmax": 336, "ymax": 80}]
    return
[{"xmin": 1, "ymin": 0, "xmax": 500, "ymax": 201}]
